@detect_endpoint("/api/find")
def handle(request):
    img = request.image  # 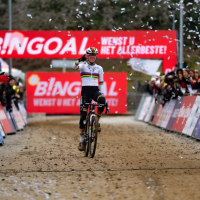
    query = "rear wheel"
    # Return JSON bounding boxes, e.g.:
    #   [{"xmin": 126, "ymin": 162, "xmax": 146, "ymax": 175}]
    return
[
  {"xmin": 89, "ymin": 116, "xmax": 98, "ymax": 158},
  {"xmin": 84, "ymin": 118, "xmax": 89, "ymax": 157}
]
